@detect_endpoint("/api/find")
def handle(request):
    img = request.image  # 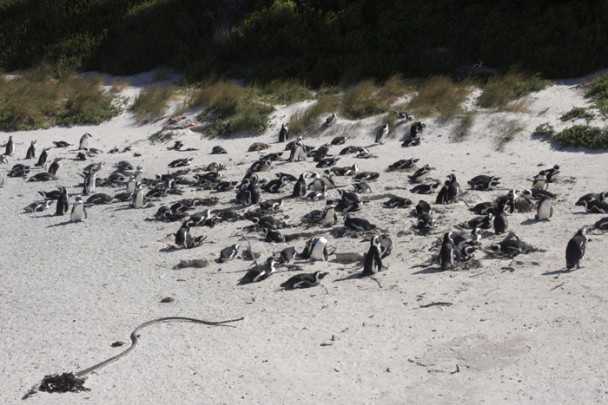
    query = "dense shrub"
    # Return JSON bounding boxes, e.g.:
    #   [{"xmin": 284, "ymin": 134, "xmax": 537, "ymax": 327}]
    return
[
  {"xmin": 586, "ymin": 76, "xmax": 608, "ymax": 117},
  {"xmin": 560, "ymin": 107, "xmax": 594, "ymax": 122},
  {"xmin": 553, "ymin": 125, "xmax": 608, "ymax": 149}
]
